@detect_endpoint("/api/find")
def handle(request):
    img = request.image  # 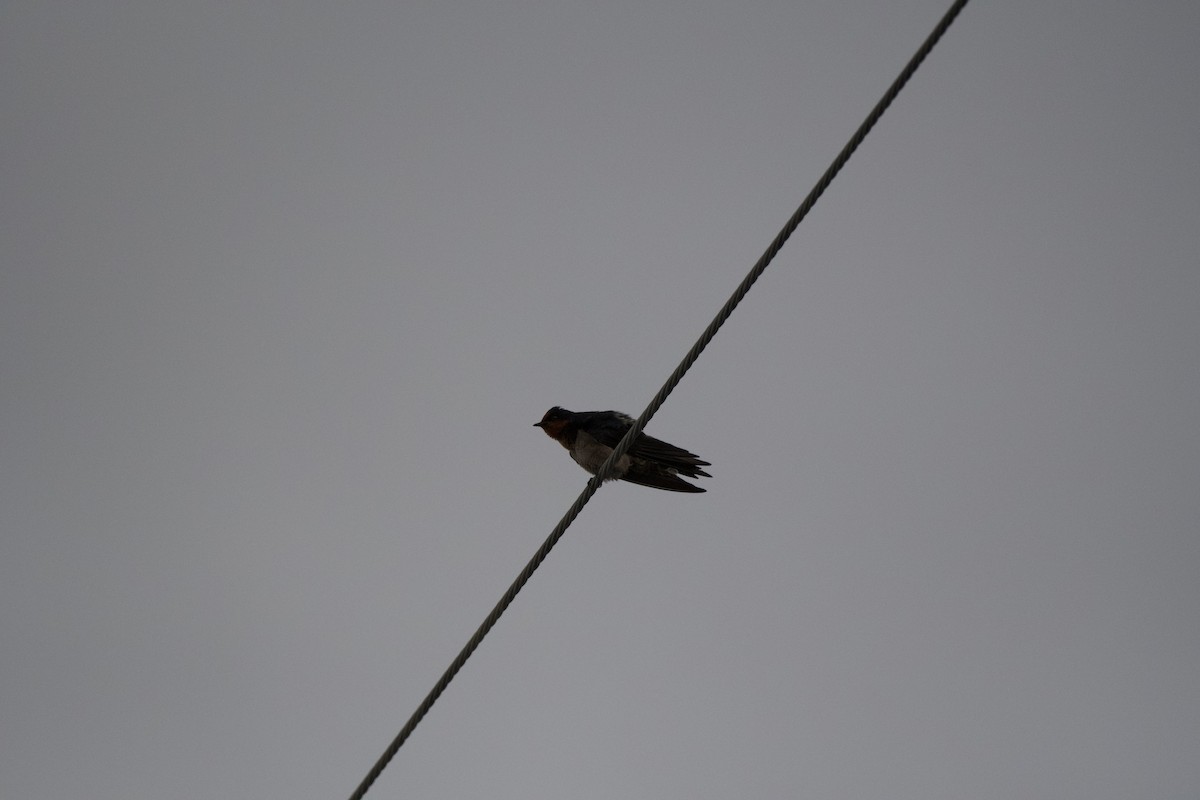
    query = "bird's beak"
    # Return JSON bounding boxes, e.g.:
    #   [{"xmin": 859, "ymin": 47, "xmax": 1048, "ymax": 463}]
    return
[{"xmin": 533, "ymin": 422, "xmax": 544, "ymax": 428}]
